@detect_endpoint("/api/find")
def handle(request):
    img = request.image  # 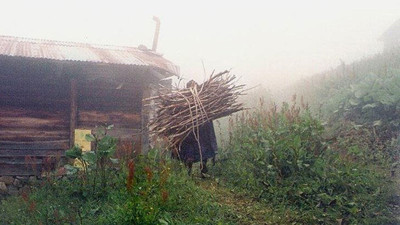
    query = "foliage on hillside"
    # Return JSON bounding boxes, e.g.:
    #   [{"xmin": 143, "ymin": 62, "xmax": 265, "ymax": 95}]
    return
[
  {"xmin": 212, "ymin": 100, "xmax": 397, "ymax": 224},
  {"xmin": 290, "ymin": 50, "xmax": 400, "ymax": 143}
]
